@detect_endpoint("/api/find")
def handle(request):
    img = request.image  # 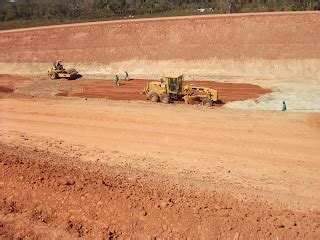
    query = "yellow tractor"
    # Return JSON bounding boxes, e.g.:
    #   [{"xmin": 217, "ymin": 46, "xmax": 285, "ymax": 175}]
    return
[
  {"xmin": 48, "ymin": 61, "xmax": 78, "ymax": 80},
  {"xmin": 142, "ymin": 73, "xmax": 218, "ymax": 106}
]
